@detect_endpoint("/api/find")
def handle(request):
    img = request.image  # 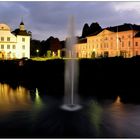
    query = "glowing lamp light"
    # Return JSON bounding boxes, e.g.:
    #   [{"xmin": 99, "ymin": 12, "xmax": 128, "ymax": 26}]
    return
[{"xmin": 36, "ymin": 49, "xmax": 39, "ymax": 53}]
